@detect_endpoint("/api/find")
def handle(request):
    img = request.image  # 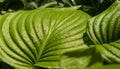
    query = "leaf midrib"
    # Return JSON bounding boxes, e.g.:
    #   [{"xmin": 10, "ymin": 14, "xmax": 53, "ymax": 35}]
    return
[{"xmin": 37, "ymin": 18, "xmax": 58, "ymax": 61}]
